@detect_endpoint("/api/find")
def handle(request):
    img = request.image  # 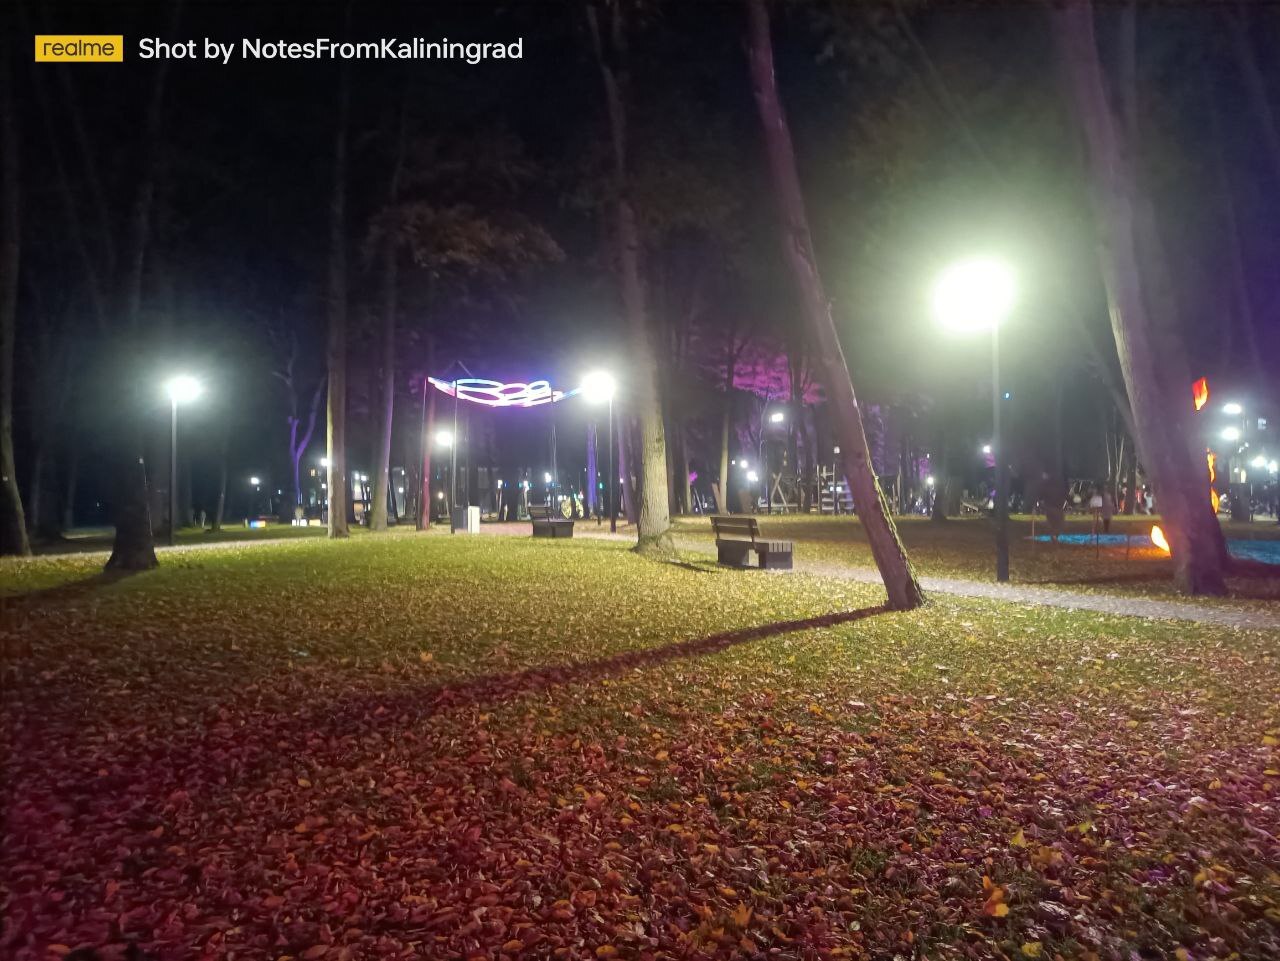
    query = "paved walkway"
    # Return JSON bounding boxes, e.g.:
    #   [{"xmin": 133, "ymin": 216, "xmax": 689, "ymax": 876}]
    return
[{"xmin": 516, "ymin": 525, "xmax": 1280, "ymax": 631}]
